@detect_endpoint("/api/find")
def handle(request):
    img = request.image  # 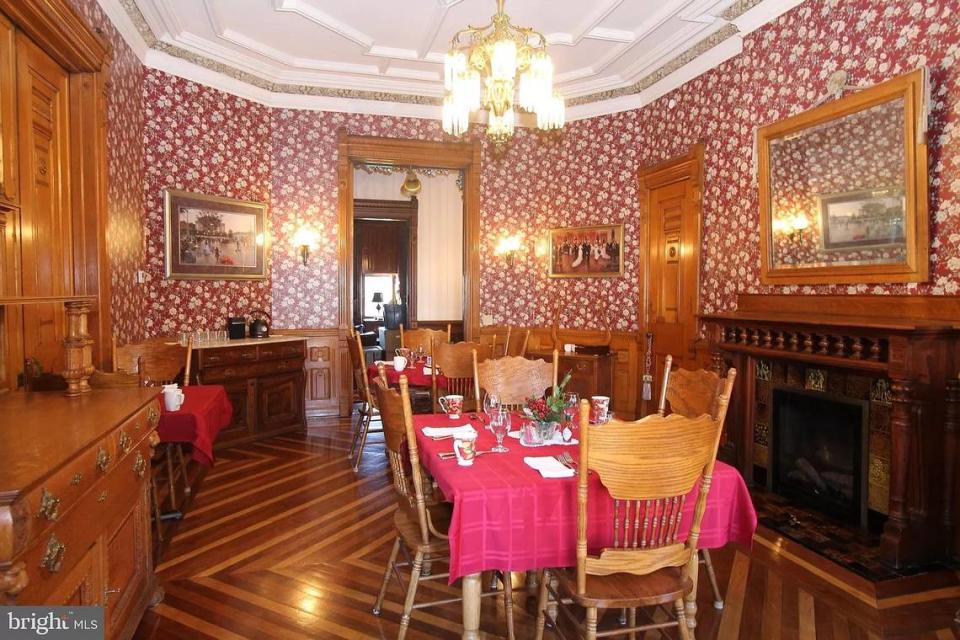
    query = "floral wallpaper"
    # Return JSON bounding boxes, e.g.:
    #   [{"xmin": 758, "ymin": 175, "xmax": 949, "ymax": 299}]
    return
[
  {"xmin": 81, "ymin": 0, "xmax": 960, "ymax": 337},
  {"xmin": 67, "ymin": 0, "xmax": 147, "ymax": 343}
]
